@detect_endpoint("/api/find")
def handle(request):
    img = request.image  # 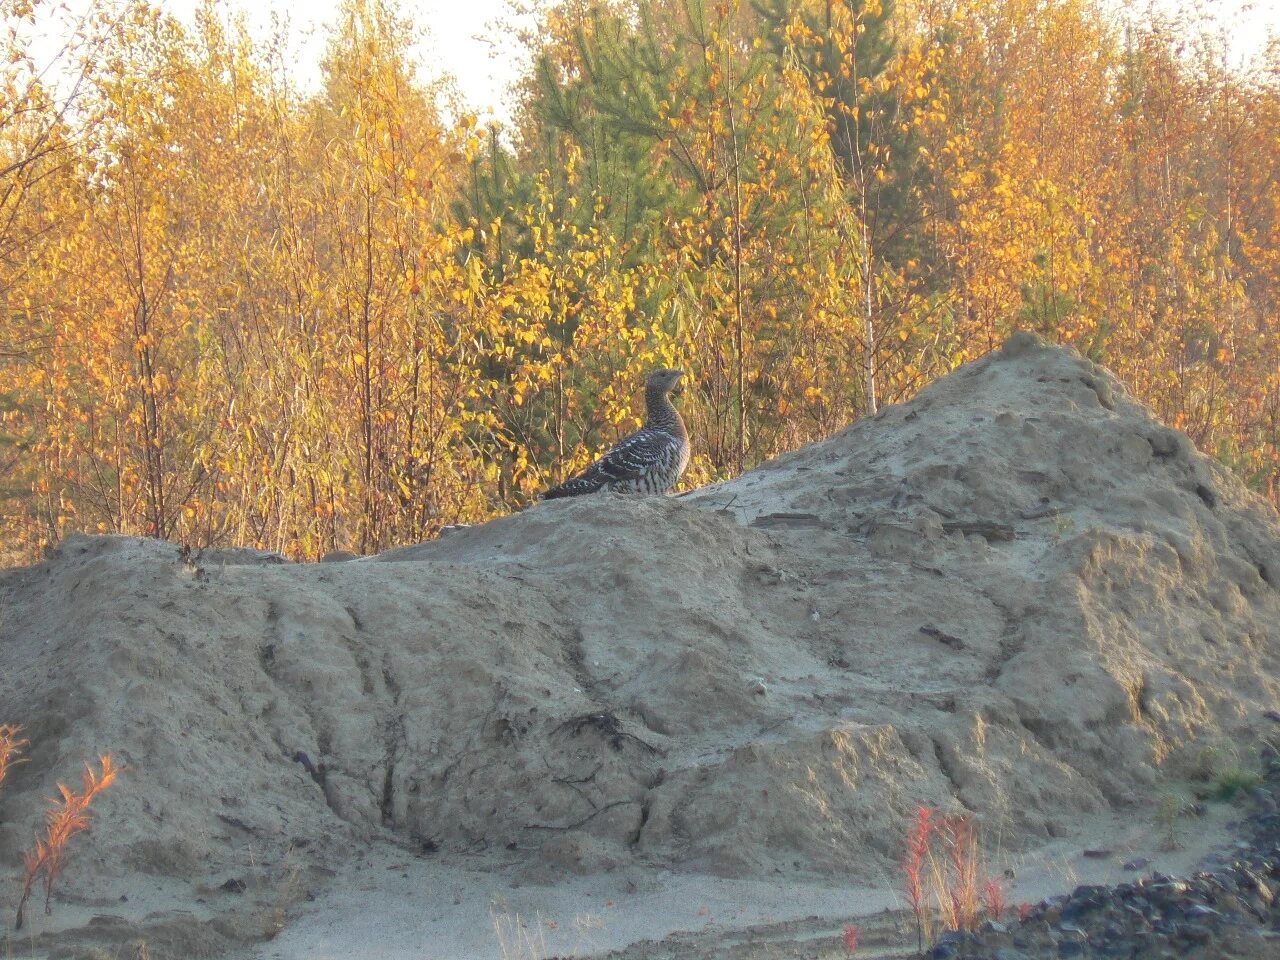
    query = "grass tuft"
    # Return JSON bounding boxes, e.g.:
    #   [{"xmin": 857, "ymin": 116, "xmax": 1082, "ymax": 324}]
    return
[
  {"xmin": 16, "ymin": 754, "xmax": 120, "ymax": 930},
  {"xmin": 902, "ymin": 807, "xmax": 1007, "ymax": 950},
  {"xmin": 1212, "ymin": 767, "xmax": 1264, "ymax": 803},
  {"xmin": 0, "ymin": 723, "xmax": 28, "ymax": 790}
]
